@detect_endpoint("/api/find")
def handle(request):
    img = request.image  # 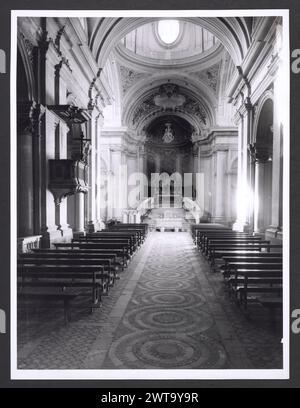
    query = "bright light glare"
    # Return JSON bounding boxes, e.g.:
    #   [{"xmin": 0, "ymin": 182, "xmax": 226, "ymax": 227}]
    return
[{"xmin": 158, "ymin": 20, "xmax": 180, "ymax": 44}]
